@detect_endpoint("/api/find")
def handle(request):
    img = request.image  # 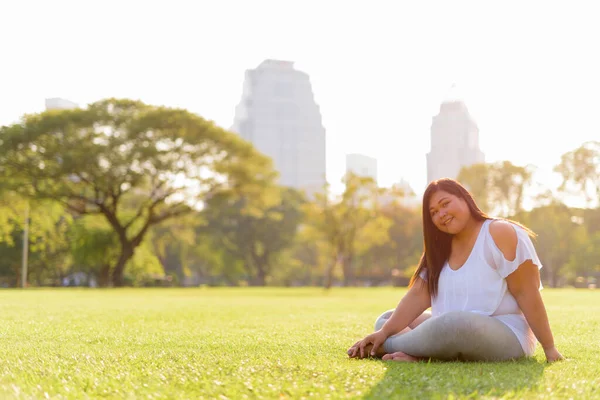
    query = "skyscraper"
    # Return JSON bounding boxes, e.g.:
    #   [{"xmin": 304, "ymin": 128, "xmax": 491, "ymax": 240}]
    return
[
  {"xmin": 232, "ymin": 59, "xmax": 326, "ymax": 197},
  {"xmin": 426, "ymin": 94, "xmax": 485, "ymax": 183},
  {"xmin": 346, "ymin": 153, "xmax": 378, "ymax": 183}
]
